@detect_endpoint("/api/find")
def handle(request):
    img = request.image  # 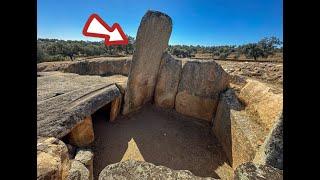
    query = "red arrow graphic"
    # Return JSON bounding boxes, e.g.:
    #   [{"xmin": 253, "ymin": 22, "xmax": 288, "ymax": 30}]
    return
[{"xmin": 82, "ymin": 14, "xmax": 128, "ymax": 46}]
